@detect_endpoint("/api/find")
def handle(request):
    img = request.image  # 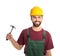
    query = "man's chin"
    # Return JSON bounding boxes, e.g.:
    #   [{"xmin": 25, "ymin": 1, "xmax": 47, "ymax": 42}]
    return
[
  {"xmin": 33, "ymin": 22, "xmax": 41, "ymax": 27},
  {"xmin": 33, "ymin": 24, "xmax": 40, "ymax": 27}
]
